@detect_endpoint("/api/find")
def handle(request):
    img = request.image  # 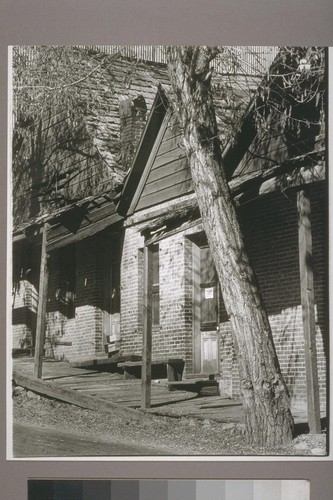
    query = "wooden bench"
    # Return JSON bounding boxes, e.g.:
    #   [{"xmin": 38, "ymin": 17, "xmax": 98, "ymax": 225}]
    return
[
  {"xmin": 118, "ymin": 358, "xmax": 185, "ymax": 382},
  {"xmin": 167, "ymin": 379, "xmax": 219, "ymax": 396},
  {"xmin": 12, "ymin": 347, "xmax": 33, "ymax": 358},
  {"xmin": 70, "ymin": 354, "xmax": 141, "ymax": 370}
]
